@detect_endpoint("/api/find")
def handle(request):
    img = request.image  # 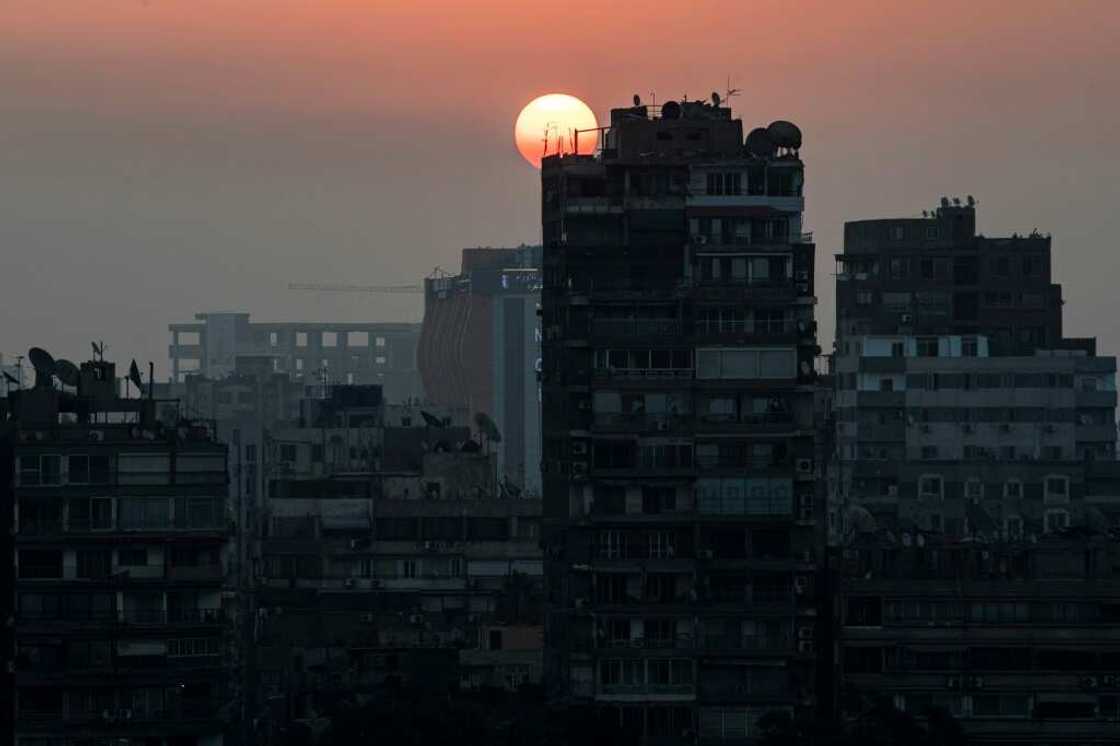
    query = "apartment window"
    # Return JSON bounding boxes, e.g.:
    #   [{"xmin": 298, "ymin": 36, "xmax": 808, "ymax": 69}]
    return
[
  {"xmin": 1004, "ymin": 516, "xmax": 1023, "ymax": 541},
  {"xmin": 1044, "ymin": 475, "xmax": 1069, "ymax": 504},
  {"xmin": 375, "ymin": 356, "xmax": 387, "ymax": 365},
  {"xmin": 707, "ymin": 172, "xmax": 724, "ymax": 195},
  {"xmin": 925, "ymin": 226, "xmax": 940, "ymax": 239},
  {"xmin": 964, "ymin": 479, "xmax": 984, "ymax": 500},
  {"xmin": 77, "ymin": 550, "xmax": 111, "ymax": 579},
  {"xmin": 921, "ymin": 446, "xmax": 939, "ymax": 461},
  {"xmin": 19, "ymin": 550, "xmax": 63, "ymax": 579},
  {"xmin": 890, "ymin": 226, "xmax": 905, "ymax": 241},
  {"xmin": 1004, "ymin": 480, "xmax": 1022, "ymax": 499},
  {"xmin": 916, "ymin": 338, "xmax": 939, "ymax": 357},
  {"xmin": 962, "ymin": 337, "xmax": 979, "ymax": 357},
  {"xmin": 889, "ymin": 258, "xmax": 907, "ymax": 279},
  {"xmin": 920, "ymin": 258, "xmax": 934, "ymax": 280},
  {"xmin": 168, "ymin": 638, "xmax": 220, "ymax": 657},
  {"xmin": 118, "ymin": 548, "xmax": 148, "ymax": 567},
  {"xmin": 918, "ymin": 475, "xmax": 943, "ymax": 499},
  {"xmin": 295, "ymin": 359, "xmax": 304, "ymax": 372},
  {"xmin": 1044, "ymin": 509, "xmax": 1070, "ymax": 533},
  {"xmin": 269, "ymin": 331, "xmax": 279, "ymax": 347},
  {"xmin": 890, "ymin": 342, "xmax": 905, "ymax": 358},
  {"xmin": 376, "ymin": 336, "xmax": 386, "ymax": 347},
  {"xmin": 348, "ymin": 331, "xmax": 369, "ymax": 347},
  {"xmin": 1022, "ymin": 256, "xmax": 1039, "ymax": 277},
  {"xmin": 322, "ymin": 331, "xmax": 338, "ymax": 347},
  {"xmin": 401, "ymin": 559, "xmax": 418, "ymax": 579},
  {"xmin": 296, "ymin": 332, "xmax": 308, "ymax": 347}
]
